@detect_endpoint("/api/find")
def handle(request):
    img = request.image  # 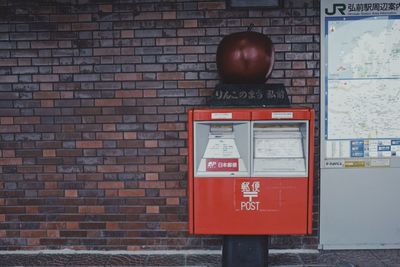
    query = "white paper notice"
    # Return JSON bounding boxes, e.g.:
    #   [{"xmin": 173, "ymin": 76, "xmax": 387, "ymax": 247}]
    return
[
  {"xmin": 254, "ymin": 158, "xmax": 306, "ymax": 172},
  {"xmin": 255, "ymin": 138, "xmax": 303, "ymax": 158},
  {"xmin": 203, "ymin": 138, "xmax": 240, "ymax": 158},
  {"xmin": 326, "ymin": 140, "xmax": 351, "ymax": 158}
]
